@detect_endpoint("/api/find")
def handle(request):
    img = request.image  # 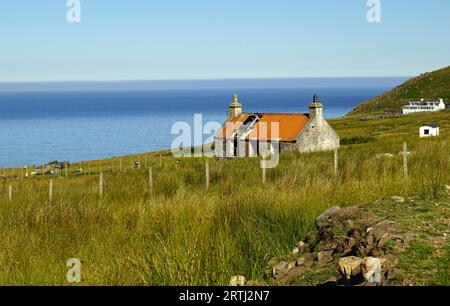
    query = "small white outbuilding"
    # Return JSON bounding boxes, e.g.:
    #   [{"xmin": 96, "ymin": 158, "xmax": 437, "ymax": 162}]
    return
[{"xmin": 419, "ymin": 124, "xmax": 440, "ymax": 138}]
